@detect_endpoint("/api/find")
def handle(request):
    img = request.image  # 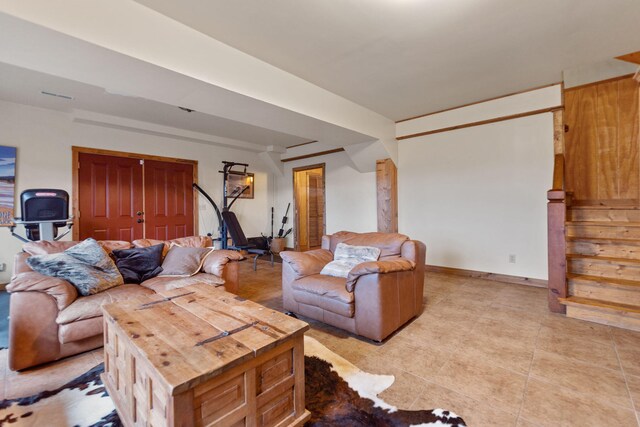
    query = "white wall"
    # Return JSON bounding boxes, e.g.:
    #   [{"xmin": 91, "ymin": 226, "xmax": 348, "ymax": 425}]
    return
[
  {"xmin": 274, "ymin": 151, "xmax": 377, "ymax": 249},
  {"xmin": 397, "ymin": 86, "xmax": 558, "ymax": 280},
  {"xmin": 0, "ymin": 100, "xmax": 272, "ymax": 283}
]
